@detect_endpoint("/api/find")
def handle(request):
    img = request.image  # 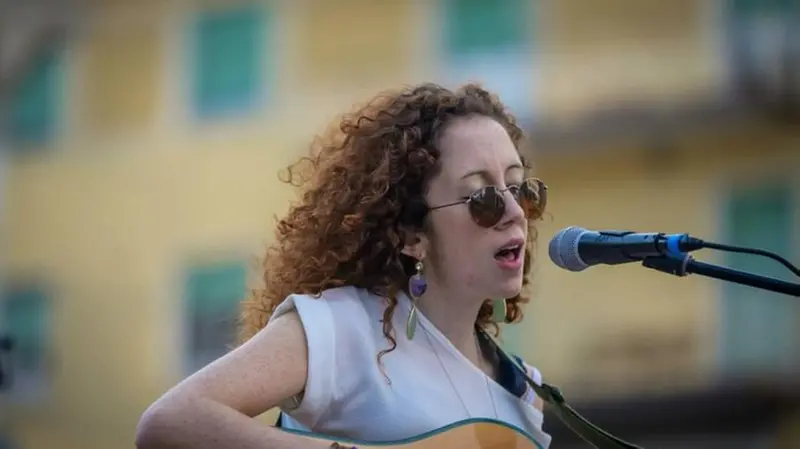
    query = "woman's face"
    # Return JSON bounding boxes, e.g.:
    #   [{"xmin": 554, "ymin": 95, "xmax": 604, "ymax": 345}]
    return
[{"xmin": 412, "ymin": 115, "xmax": 529, "ymax": 302}]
